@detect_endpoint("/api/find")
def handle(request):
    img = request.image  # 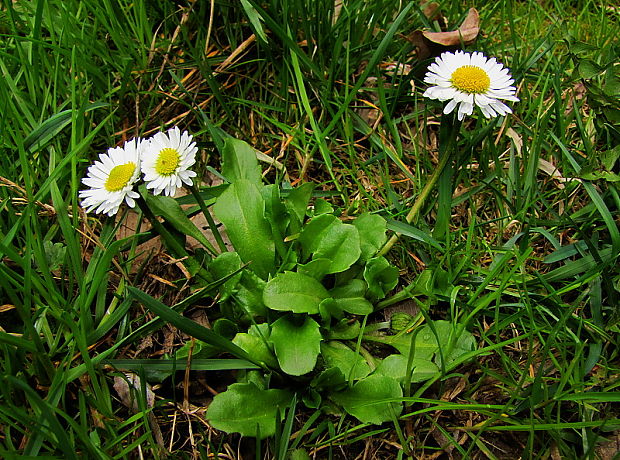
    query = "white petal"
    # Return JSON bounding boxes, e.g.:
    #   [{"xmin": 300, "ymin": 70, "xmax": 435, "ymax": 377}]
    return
[{"xmin": 443, "ymin": 99, "xmax": 458, "ymax": 115}]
